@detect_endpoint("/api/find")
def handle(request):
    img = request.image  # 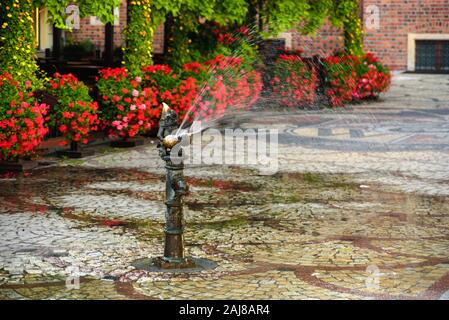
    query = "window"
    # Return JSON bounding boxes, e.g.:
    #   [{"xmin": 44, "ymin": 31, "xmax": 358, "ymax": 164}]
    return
[
  {"xmin": 416, "ymin": 40, "xmax": 449, "ymax": 73},
  {"xmin": 32, "ymin": 7, "xmax": 53, "ymax": 53}
]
